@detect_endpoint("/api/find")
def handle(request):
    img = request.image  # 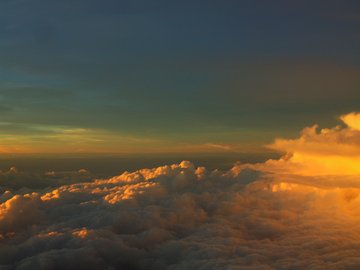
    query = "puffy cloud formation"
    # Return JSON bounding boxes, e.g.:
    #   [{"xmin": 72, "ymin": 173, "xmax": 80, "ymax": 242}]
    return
[
  {"xmin": 341, "ymin": 112, "xmax": 360, "ymax": 131},
  {"xmin": 243, "ymin": 112, "xmax": 360, "ymax": 176},
  {"xmin": 1, "ymin": 113, "xmax": 360, "ymax": 269}
]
